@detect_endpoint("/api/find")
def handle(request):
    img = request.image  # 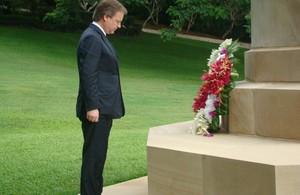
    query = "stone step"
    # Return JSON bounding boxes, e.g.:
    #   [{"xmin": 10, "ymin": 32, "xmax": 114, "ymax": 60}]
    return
[{"xmin": 147, "ymin": 121, "xmax": 300, "ymax": 195}]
